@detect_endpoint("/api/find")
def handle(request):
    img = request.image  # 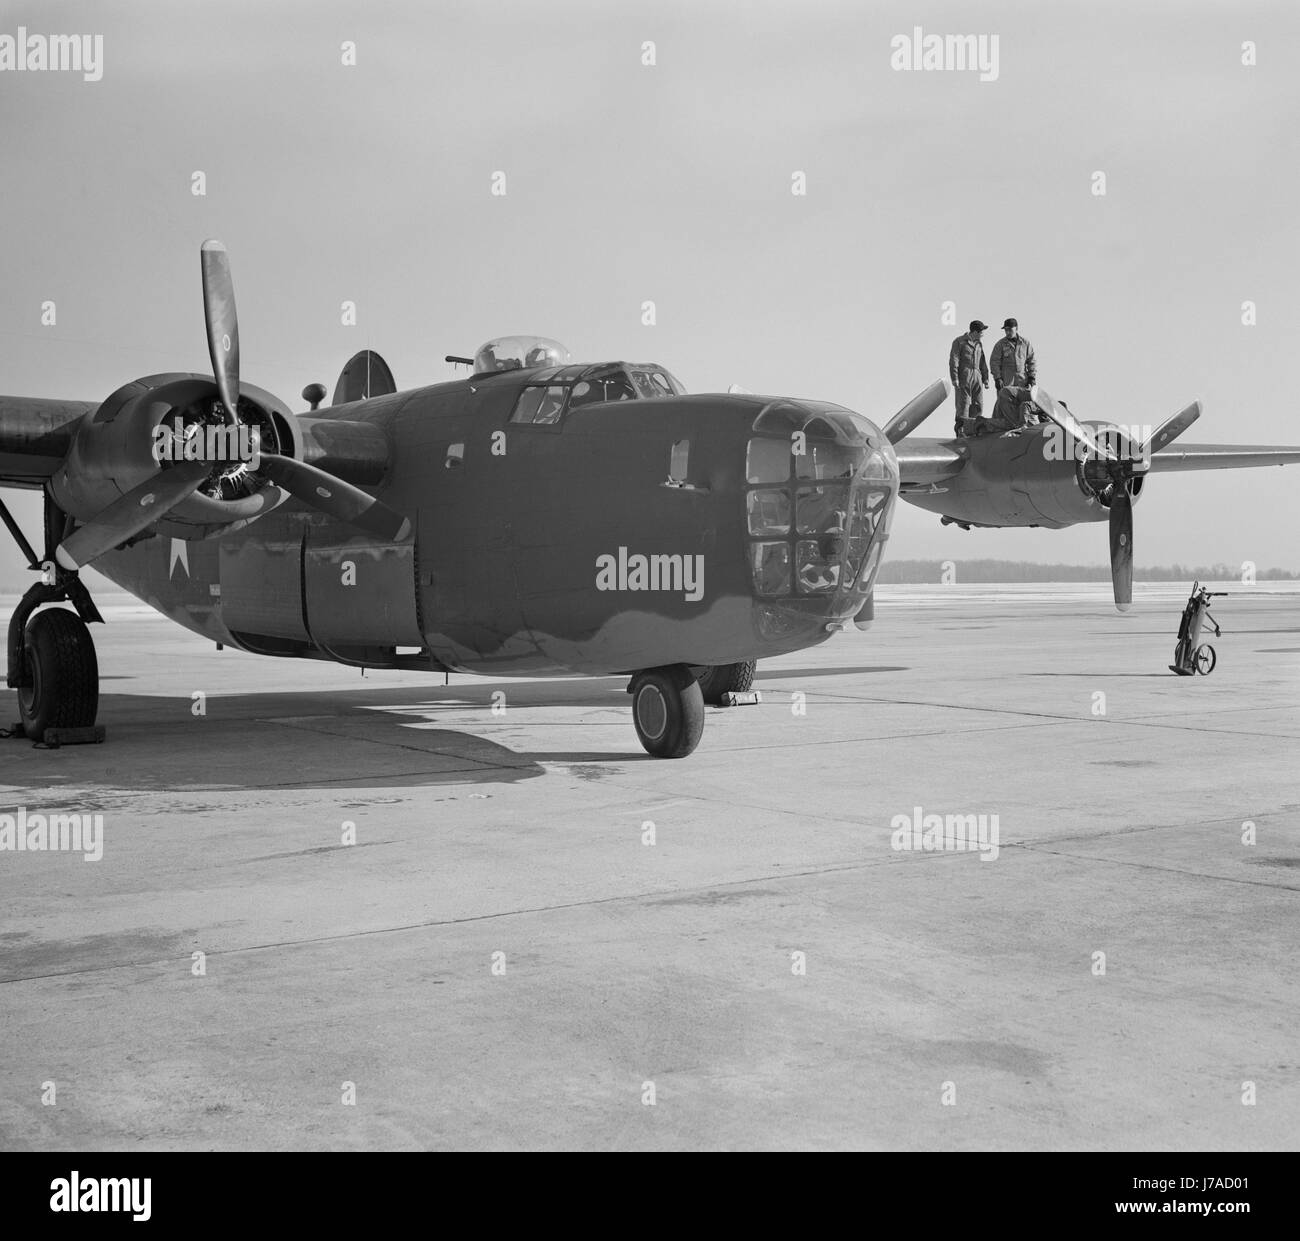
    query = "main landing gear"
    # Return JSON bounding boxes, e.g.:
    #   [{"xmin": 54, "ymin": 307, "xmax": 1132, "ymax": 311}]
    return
[{"xmin": 1, "ymin": 492, "xmax": 105, "ymax": 745}]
